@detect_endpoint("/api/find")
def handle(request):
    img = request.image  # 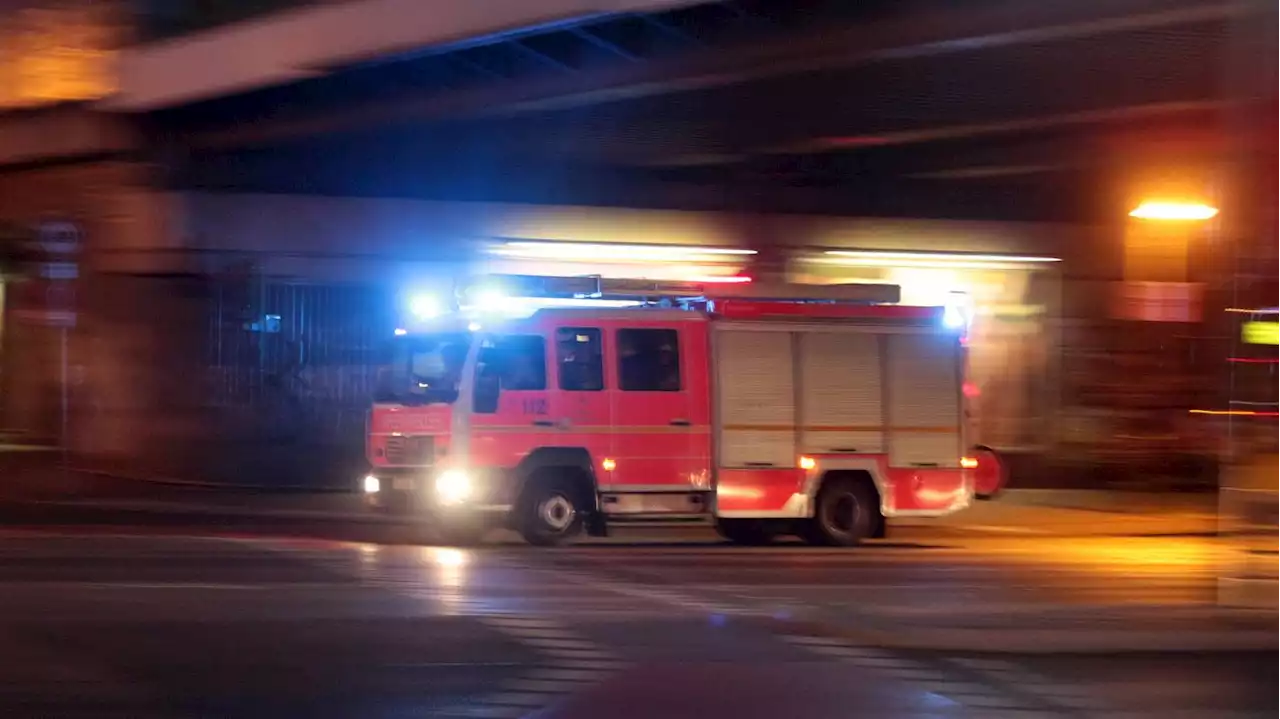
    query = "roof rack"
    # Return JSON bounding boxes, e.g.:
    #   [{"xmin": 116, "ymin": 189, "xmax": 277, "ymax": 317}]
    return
[{"xmin": 459, "ymin": 273, "xmax": 901, "ymax": 306}]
